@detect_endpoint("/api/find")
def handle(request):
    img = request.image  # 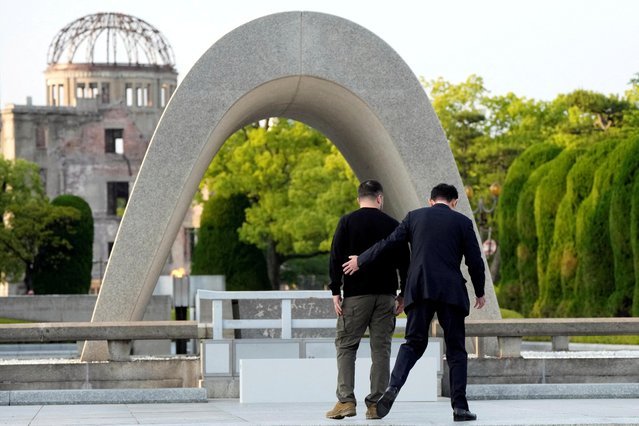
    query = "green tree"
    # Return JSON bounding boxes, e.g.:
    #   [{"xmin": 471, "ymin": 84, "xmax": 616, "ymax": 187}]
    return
[
  {"xmin": 424, "ymin": 76, "xmax": 555, "ymax": 200},
  {"xmin": 552, "ymin": 90, "xmax": 630, "ymax": 134},
  {"xmin": 0, "ymin": 157, "xmax": 78, "ymax": 292},
  {"xmin": 191, "ymin": 194, "xmax": 270, "ymax": 291},
  {"xmin": 201, "ymin": 119, "xmax": 358, "ymax": 289},
  {"xmin": 32, "ymin": 195, "xmax": 94, "ymax": 294},
  {"xmin": 423, "ymin": 75, "xmax": 487, "ymax": 188}
]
